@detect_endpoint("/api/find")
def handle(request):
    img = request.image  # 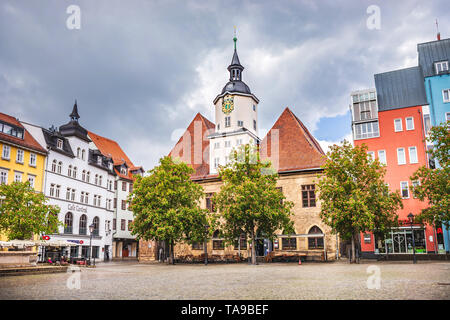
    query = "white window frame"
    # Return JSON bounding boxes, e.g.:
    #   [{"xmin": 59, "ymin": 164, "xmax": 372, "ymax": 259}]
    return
[
  {"xmin": 214, "ymin": 157, "xmax": 220, "ymax": 169},
  {"xmin": 400, "ymin": 181, "xmax": 409, "ymax": 199},
  {"xmin": 29, "ymin": 153, "xmax": 36, "ymax": 167},
  {"xmin": 394, "ymin": 118, "xmax": 403, "ymax": 132},
  {"xmin": 378, "ymin": 150, "xmax": 387, "ymax": 165},
  {"xmin": 0, "ymin": 169, "xmax": 8, "ymax": 184},
  {"xmin": 225, "ymin": 141, "xmax": 231, "ymax": 148},
  {"xmin": 367, "ymin": 151, "xmax": 375, "ymax": 162},
  {"xmin": 408, "ymin": 146, "xmax": 418, "ymax": 164},
  {"xmin": 443, "ymin": 89, "xmax": 450, "ymax": 103},
  {"xmin": 214, "ymin": 142, "xmax": 220, "ymax": 149},
  {"xmin": 57, "ymin": 139, "xmax": 63, "ymax": 150},
  {"xmin": 397, "ymin": 148, "xmax": 406, "ymax": 165},
  {"xmin": 27, "ymin": 174, "xmax": 35, "ymax": 188},
  {"xmin": 405, "ymin": 117, "xmax": 414, "ymax": 130},
  {"xmin": 16, "ymin": 149, "xmax": 24, "ymax": 164},
  {"xmin": 14, "ymin": 171, "xmax": 22, "ymax": 182},
  {"xmin": 2, "ymin": 145, "xmax": 10, "ymax": 160},
  {"xmin": 237, "ymin": 120, "xmax": 243, "ymax": 127},
  {"xmin": 225, "ymin": 117, "xmax": 231, "ymax": 128},
  {"xmin": 435, "ymin": 61, "xmax": 449, "ymax": 73}
]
